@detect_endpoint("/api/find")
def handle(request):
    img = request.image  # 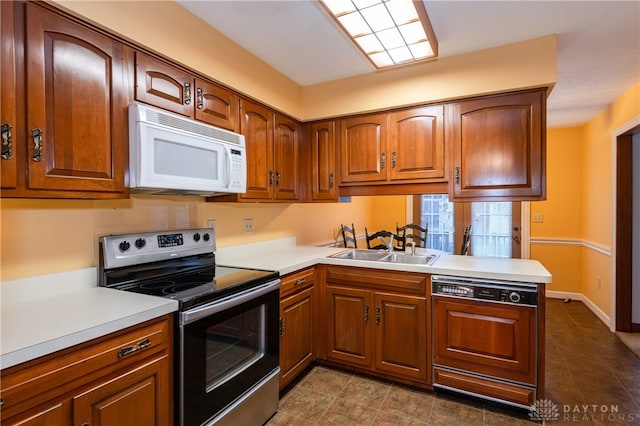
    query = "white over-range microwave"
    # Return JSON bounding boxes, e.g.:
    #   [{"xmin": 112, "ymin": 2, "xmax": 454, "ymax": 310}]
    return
[{"xmin": 128, "ymin": 102, "xmax": 247, "ymax": 196}]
